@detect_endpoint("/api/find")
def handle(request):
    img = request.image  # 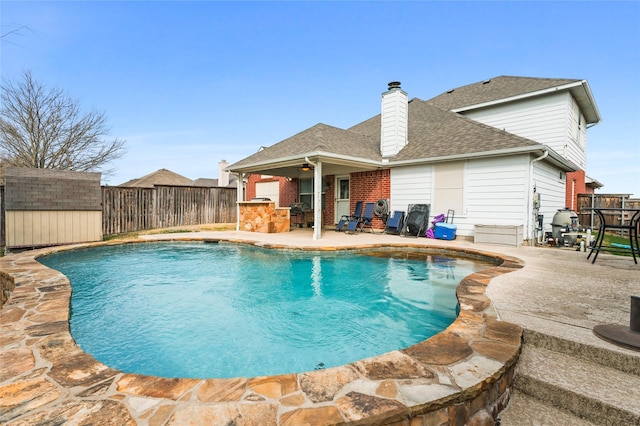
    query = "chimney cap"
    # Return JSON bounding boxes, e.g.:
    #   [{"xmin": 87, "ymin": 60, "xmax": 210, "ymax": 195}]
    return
[{"xmin": 388, "ymin": 81, "xmax": 402, "ymax": 90}]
